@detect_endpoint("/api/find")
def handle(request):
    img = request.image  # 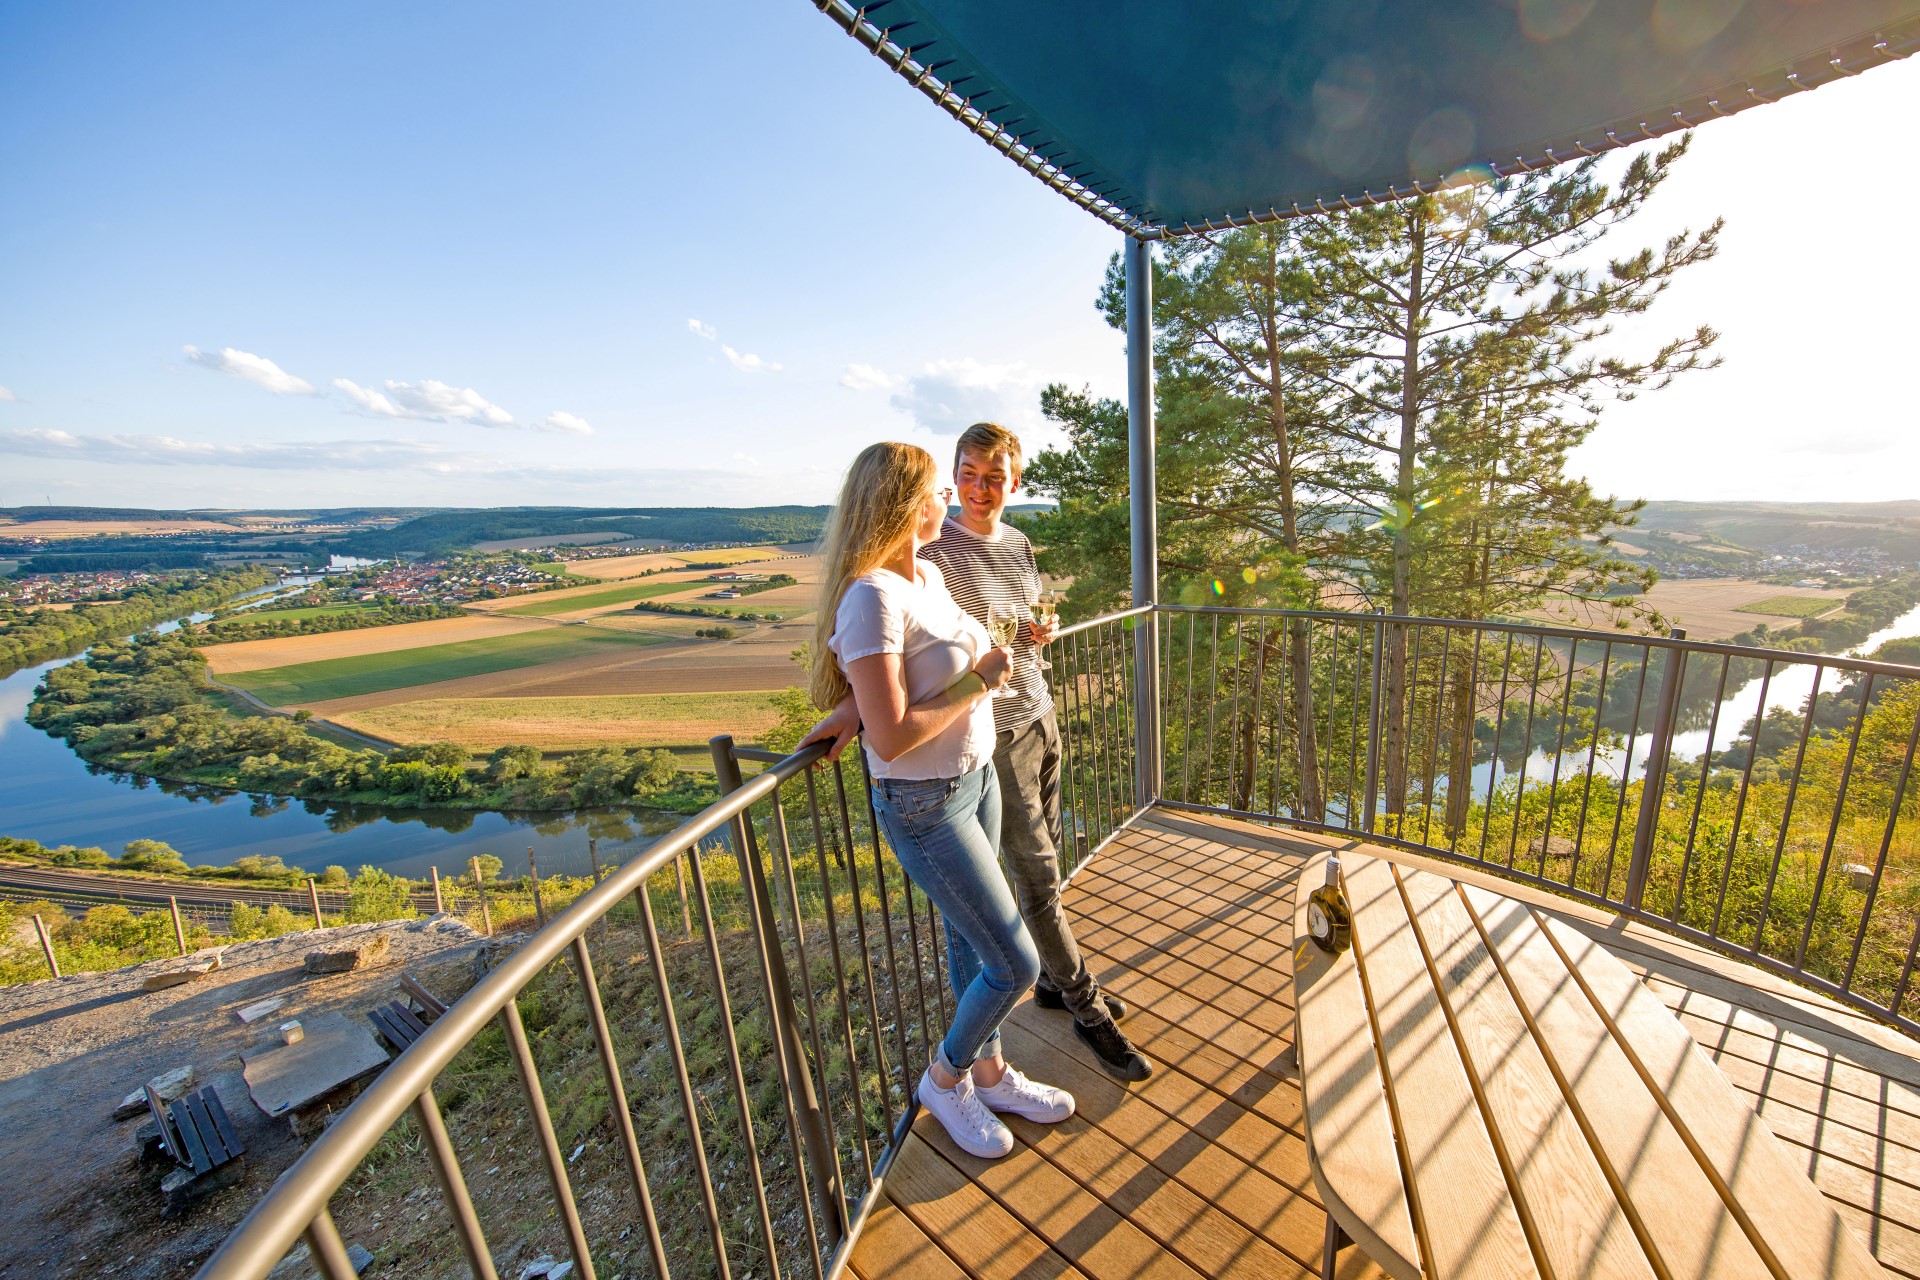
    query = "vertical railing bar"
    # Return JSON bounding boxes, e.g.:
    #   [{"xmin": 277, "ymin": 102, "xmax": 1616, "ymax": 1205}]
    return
[
  {"xmin": 1451, "ymin": 626, "xmax": 1485, "ymax": 857},
  {"xmin": 1843, "ymin": 688, "xmax": 1920, "ymax": 994},
  {"xmin": 684, "ymin": 841, "xmax": 788, "ymax": 1280},
  {"xmin": 1099, "ymin": 618, "xmax": 1125, "ymax": 842},
  {"xmin": 1272, "ymin": 616, "xmax": 1289, "ymax": 818},
  {"xmin": 1672, "ymin": 654, "xmax": 1735, "ymax": 925},
  {"xmin": 896, "ymin": 853, "xmax": 936, "ymax": 1071},
  {"xmin": 1504, "ymin": 635, "xmax": 1545, "ymax": 871},
  {"xmin": 1362, "ymin": 610, "xmax": 1384, "ymax": 834},
  {"xmin": 1539, "ymin": 638, "xmax": 1580, "ymax": 881},
  {"xmin": 1422, "ymin": 626, "xmax": 1451, "ymax": 849},
  {"xmin": 1711, "ymin": 661, "xmax": 1776, "ymax": 940},
  {"xmin": 1106, "ymin": 617, "xmax": 1131, "ymax": 836},
  {"xmin": 636, "ymin": 886, "xmax": 736, "ymax": 1279},
  {"xmin": 566, "ymin": 935, "xmax": 673, "ymax": 1280},
  {"xmin": 1252, "ymin": 614, "xmax": 1271, "ymax": 815},
  {"xmin": 411, "ymin": 1087, "xmax": 503, "ymax": 1280},
  {"xmin": 1206, "ymin": 613, "xmax": 1223, "ymax": 805},
  {"xmin": 1321, "ymin": 620, "xmax": 1339, "ymax": 824},
  {"xmin": 1079, "ymin": 625, "xmax": 1111, "ymax": 849},
  {"xmin": 1797, "ymin": 672, "xmax": 1875, "ymax": 972},
  {"xmin": 1603, "ymin": 645, "xmax": 1655, "ymax": 899},
  {"xmin": 1754, "ymin": 668, "xmax": 1824, "ymax": 956},
  {"xmin": 802, "ymin": 769, "xmax": 878, "ymax": 1185},
  {"xmin": 770, "ymin": 798, "xmax": 849, "ymax": 1186},
  {"xmin": 1058, "ymin": 637, "xmax": 1091, "ymax": 870},
  {"xmin": 304, "ymin": 1208, "xmax": 361, "ymax": 1280},
  {"xmin": 1891, "ymin": 914, "xmax": 1920, "ymax": 1023},
  {"xmin": 673, "ymin": 847, "xmax": 693, "ymax": 940},
  {"xmin": 1347, "ymin": 620, "xmax": 1363, "ymax": 827},
  {"xmin": 1182, "ymin": 611, "xmax": 1198, "ymax": 804},
  {"xmin": 498, "ymin": 1000, "xmax": 598, "ymax": 1280},
  {"xmin": 1399, "ymin": 622, "xmax": 1425, "ymax": 837},
  {"xmin": 1479, "ymin": 632, "xmax": 1518, "ymax": 864},
  {"xmin": 1227, "ymin": 613, "xmax": 1246, "ymax": 809},
  {"xmin": 1625, "ymin": 633, "xmax": 1688, "ymax": 913},
  {"xmin": 926, "ymin": 884, "xmax": 952, "ymax": 1027},
  {"xmin": 1569, "ymin": 641, "xmax": 1614, "ymax": 889},
  {"xmin": 832, "ymin": 761, "xmax": 898, "ymax": 1140},
  {"xmin": 855, "ymin": 753, "xmax": 916, "ymax": 1117},
  {"xmin": 1121, "ymin": 612, "xmax": 1142, "ymax": 811}
]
